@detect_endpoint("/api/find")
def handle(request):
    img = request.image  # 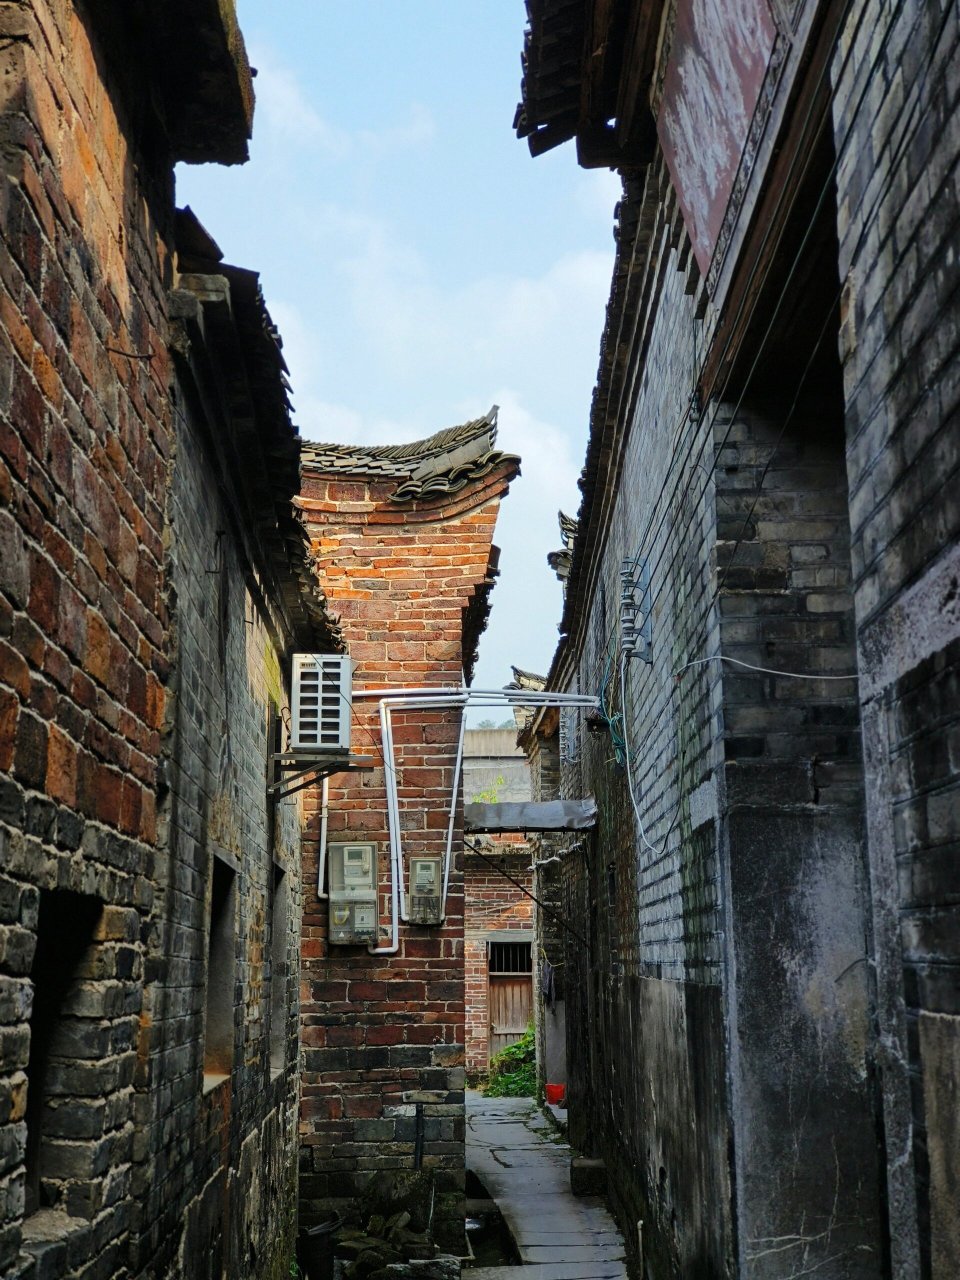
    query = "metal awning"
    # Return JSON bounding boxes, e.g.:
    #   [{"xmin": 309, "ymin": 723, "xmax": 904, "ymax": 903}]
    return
[{"xmin": 464, "ymin": 799, "xmax": 597, "ymax": 833}]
